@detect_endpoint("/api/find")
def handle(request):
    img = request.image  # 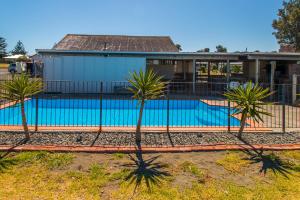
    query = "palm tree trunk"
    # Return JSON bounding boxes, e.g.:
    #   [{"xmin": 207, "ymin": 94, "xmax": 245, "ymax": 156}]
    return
[
  {"xmin": 238, "ymin": 113, "xmax": 247, "ymax": 139},
  {"xmin": 136, "ymin": 100, "xmax": 144, "ymax": 144},
  {"xmin": 136, "ymin": 99, "xmax": 145, "ymax": 165},
  {"xmin": 20, "ymin": 100, "xmax": 30, "ymax": 140}
]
